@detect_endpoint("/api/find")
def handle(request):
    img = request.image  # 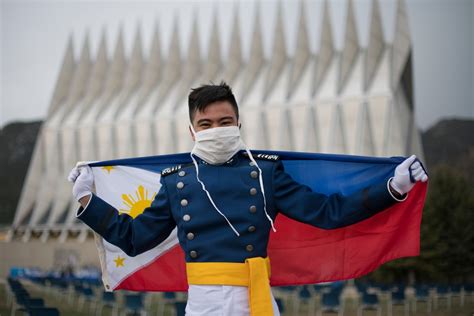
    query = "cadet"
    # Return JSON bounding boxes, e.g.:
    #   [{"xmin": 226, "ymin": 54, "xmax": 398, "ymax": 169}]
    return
[{"xmin": 69, "ymin": 82, "xmax": 428, "ymax": 315}]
